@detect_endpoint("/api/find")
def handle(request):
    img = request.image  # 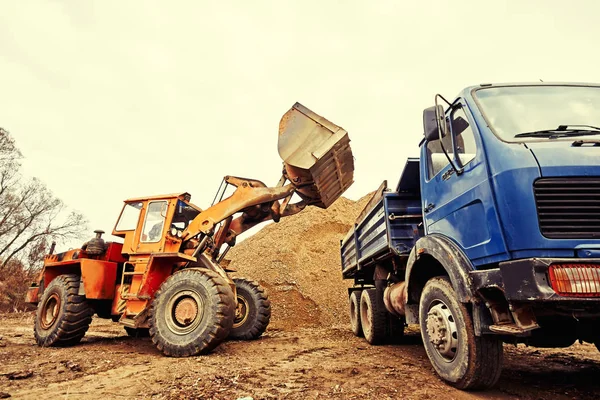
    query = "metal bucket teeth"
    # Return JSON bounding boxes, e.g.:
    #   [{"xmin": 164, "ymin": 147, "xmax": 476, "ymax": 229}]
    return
[{"xmin": 278, "ymin": 103, "xmax": 354, "ymax": 208}]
